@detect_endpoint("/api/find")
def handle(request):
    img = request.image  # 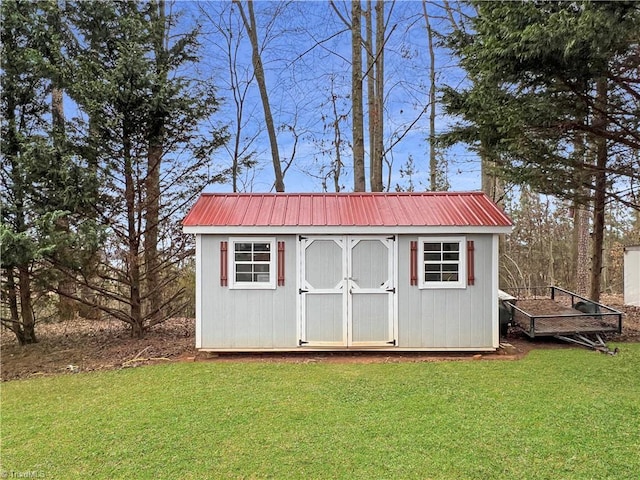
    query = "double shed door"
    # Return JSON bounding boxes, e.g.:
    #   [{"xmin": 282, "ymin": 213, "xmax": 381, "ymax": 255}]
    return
[{"xmin": 299, "ymin": 235, "xmax": 396, "ymax": 347}]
